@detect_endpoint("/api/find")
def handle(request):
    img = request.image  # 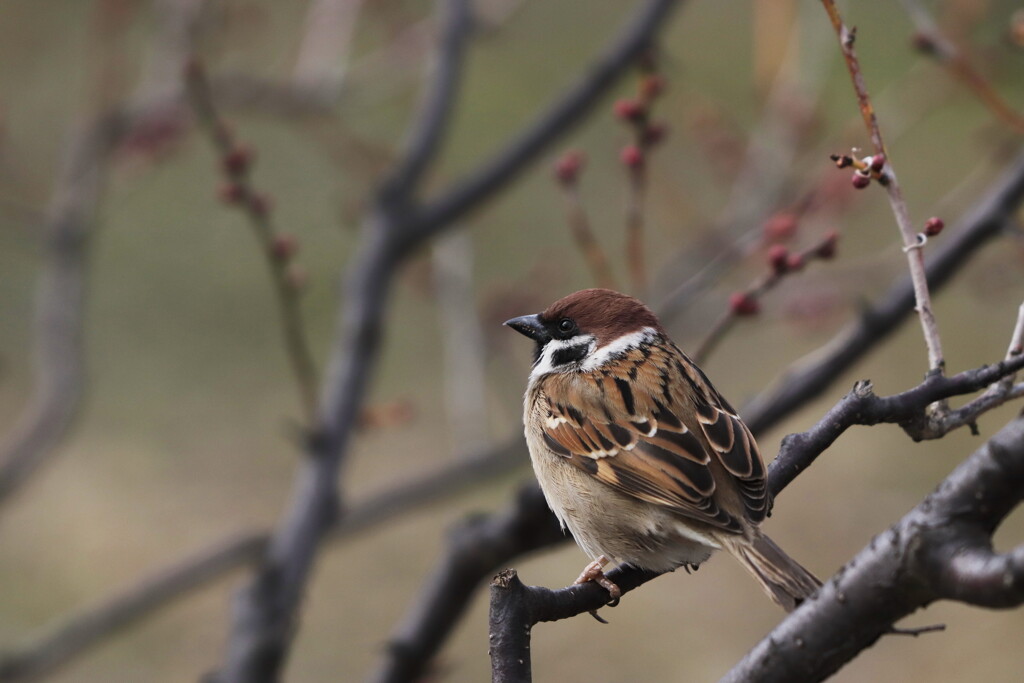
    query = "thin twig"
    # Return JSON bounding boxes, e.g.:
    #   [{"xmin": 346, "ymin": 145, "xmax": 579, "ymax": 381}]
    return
[
  {"xmin": 821, "ymin": 0, "xmax": 945, "ymax": 374},
  {"xmin": 744, "ymin": 147, "xmax": 1024, "ymax": 434},
  {"xmin": 212, "ymin": 2, "xmax": 474, "ymax": 679},
  {"xmin": 185, "ymin": 61, "xmax": 319, "ymax": 421},
  {"xmin": 555, "ymin": 158, "xmax": 619, "ymax": 289},
  {"xmin": 899, "ymin": 0, "xmax": 1024, "ymax": 134},
  {"xmin": 692, "ymin": 231, "xmax": 838, "ymax": 364}
]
